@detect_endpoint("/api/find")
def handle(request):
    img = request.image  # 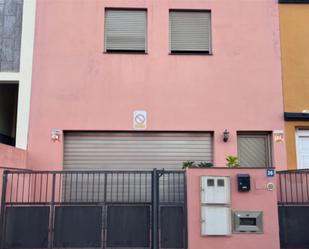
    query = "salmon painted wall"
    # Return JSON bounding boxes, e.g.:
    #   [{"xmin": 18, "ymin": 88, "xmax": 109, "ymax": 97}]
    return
[
  {"xmin": 187, "ymin": 168, "xmax": 280, "ymax": 249},
  {"xmin": 0, "ymin": 144, "xmax": 27, "ymax": 206},
  {"xmin": 279, "ymin": 4, "xmax": 309, "ymax": 169},
  {"xmin": 0, "ymin": 144, "xmax": 27, "ymax": 169},
  {"xmin": 27, "ymin": 0, "xmax": 286, "ymax": 170}
]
